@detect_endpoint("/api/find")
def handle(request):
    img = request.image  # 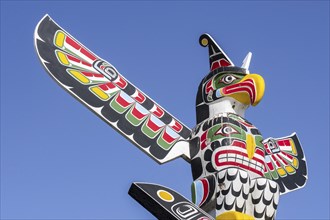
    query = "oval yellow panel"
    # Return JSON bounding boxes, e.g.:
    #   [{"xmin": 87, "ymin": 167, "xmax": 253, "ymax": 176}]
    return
[
  {"xmin": 55, "ymin": 31, "xmax": 65, "ymax": 48},
  {"xmin": 157, "ymin": 190, "xmax": 174, "ymax": 202}
]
